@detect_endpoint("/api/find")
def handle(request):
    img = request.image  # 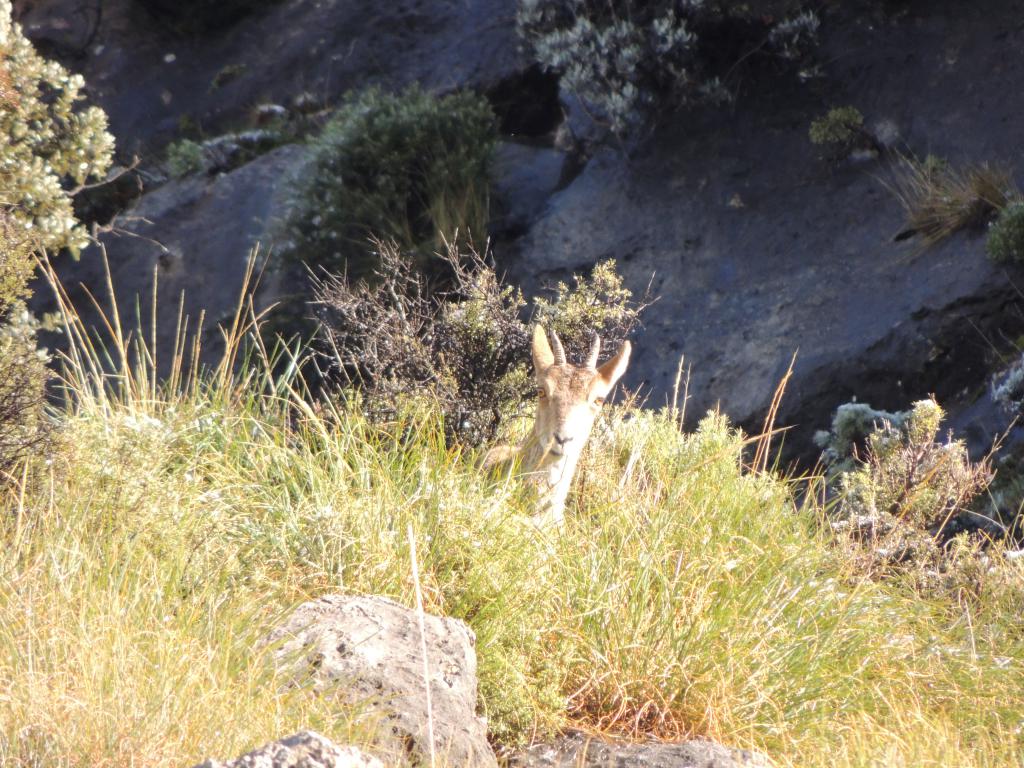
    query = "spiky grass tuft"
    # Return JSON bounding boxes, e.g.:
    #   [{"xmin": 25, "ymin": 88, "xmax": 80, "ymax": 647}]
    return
[{"xmin": 888, "ymin": 155, "xmax": 1018, "ymax": 247}]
